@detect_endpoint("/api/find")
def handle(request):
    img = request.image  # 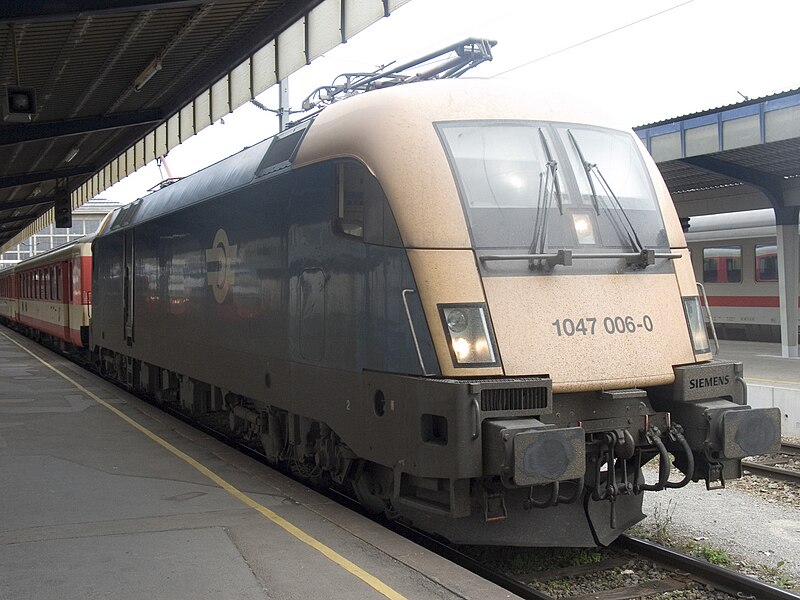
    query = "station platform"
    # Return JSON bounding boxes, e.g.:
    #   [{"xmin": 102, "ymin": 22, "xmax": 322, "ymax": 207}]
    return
[
  {"xmin": 715, "ymin": 339, "xmax": 800, "ymax": 437},
  {"xmin": 0, "ymin": 326, "xmax": 518, "ymax": 600}
]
